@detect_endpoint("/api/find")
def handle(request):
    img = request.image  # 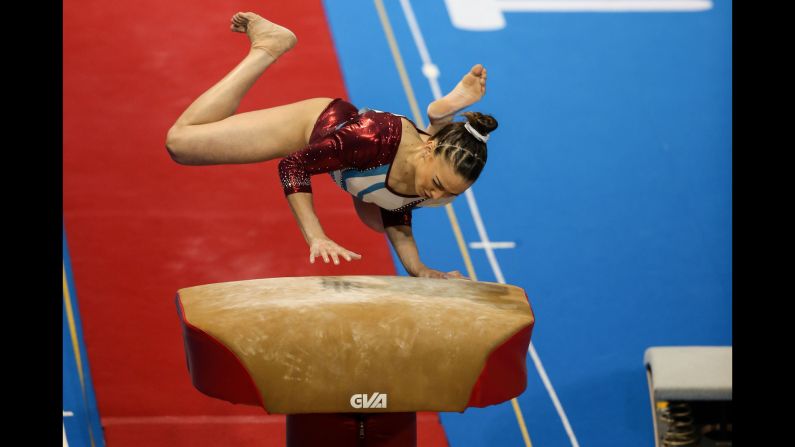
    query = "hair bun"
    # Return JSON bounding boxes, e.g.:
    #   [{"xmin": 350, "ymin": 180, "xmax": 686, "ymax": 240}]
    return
[{"xmin": 461, "ymin": 112, "xmax": 498, "ymax": 137}]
